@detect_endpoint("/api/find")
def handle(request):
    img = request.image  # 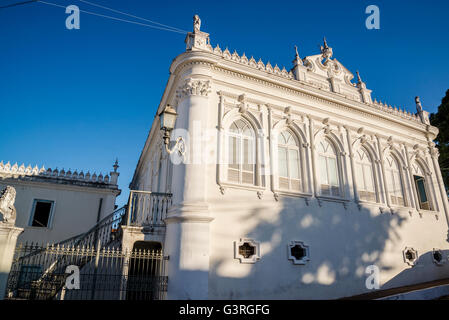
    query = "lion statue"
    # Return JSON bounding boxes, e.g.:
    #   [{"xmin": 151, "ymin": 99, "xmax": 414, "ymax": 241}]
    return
[{"xmin": 0, "ymin": 186, "xmax": 17, "ymax": 224}]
